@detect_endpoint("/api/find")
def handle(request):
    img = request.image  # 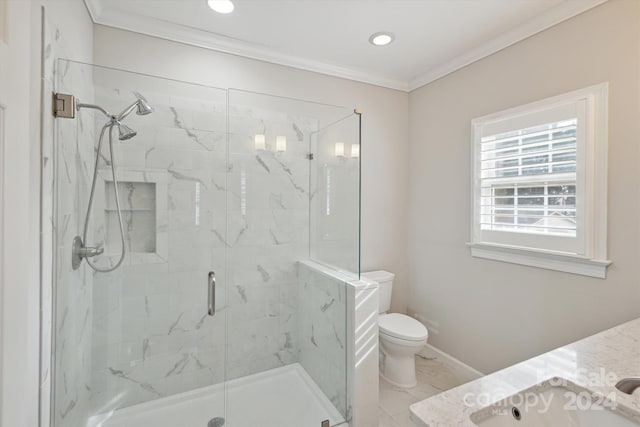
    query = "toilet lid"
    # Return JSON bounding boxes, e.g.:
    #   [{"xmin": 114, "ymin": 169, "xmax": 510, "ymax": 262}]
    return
[{"xmin": 379, "ymin": 313, "xmax": 428, "ymax": 341}]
